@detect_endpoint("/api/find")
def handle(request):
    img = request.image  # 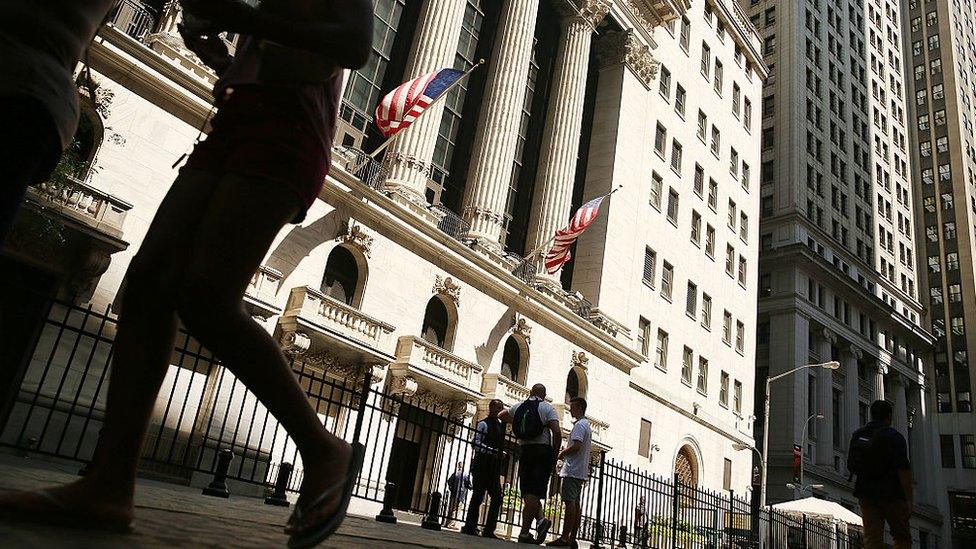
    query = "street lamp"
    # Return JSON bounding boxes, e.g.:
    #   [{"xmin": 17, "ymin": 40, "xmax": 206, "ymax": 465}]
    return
[
  {"xmin": 786, "ymin": 482, "xmax": 824, "ymax": 493},
  {"xmin": 759, "ymin": 361, "xmax": 840, "ymax": 513}
]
